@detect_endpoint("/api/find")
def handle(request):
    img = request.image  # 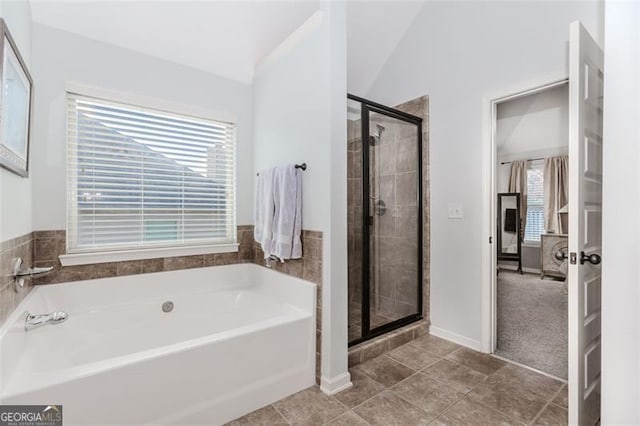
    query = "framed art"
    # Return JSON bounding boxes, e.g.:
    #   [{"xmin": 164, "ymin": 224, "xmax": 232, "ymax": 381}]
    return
[{"xmin": 0, "ymin": 18, "xmax": 33, "ymax": 177}]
